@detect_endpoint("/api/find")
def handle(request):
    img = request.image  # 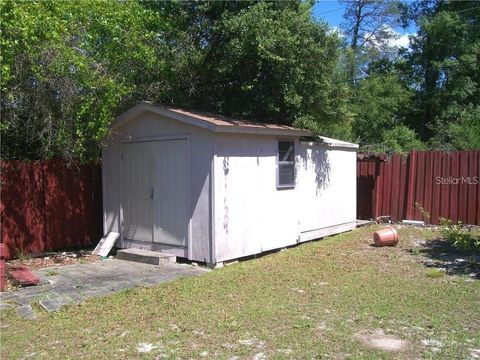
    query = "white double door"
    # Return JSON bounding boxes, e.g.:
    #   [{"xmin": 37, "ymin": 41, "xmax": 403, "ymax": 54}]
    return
[{"xmin": 122, "ymin": 139, "xmax": 188, "ymax": 247}]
